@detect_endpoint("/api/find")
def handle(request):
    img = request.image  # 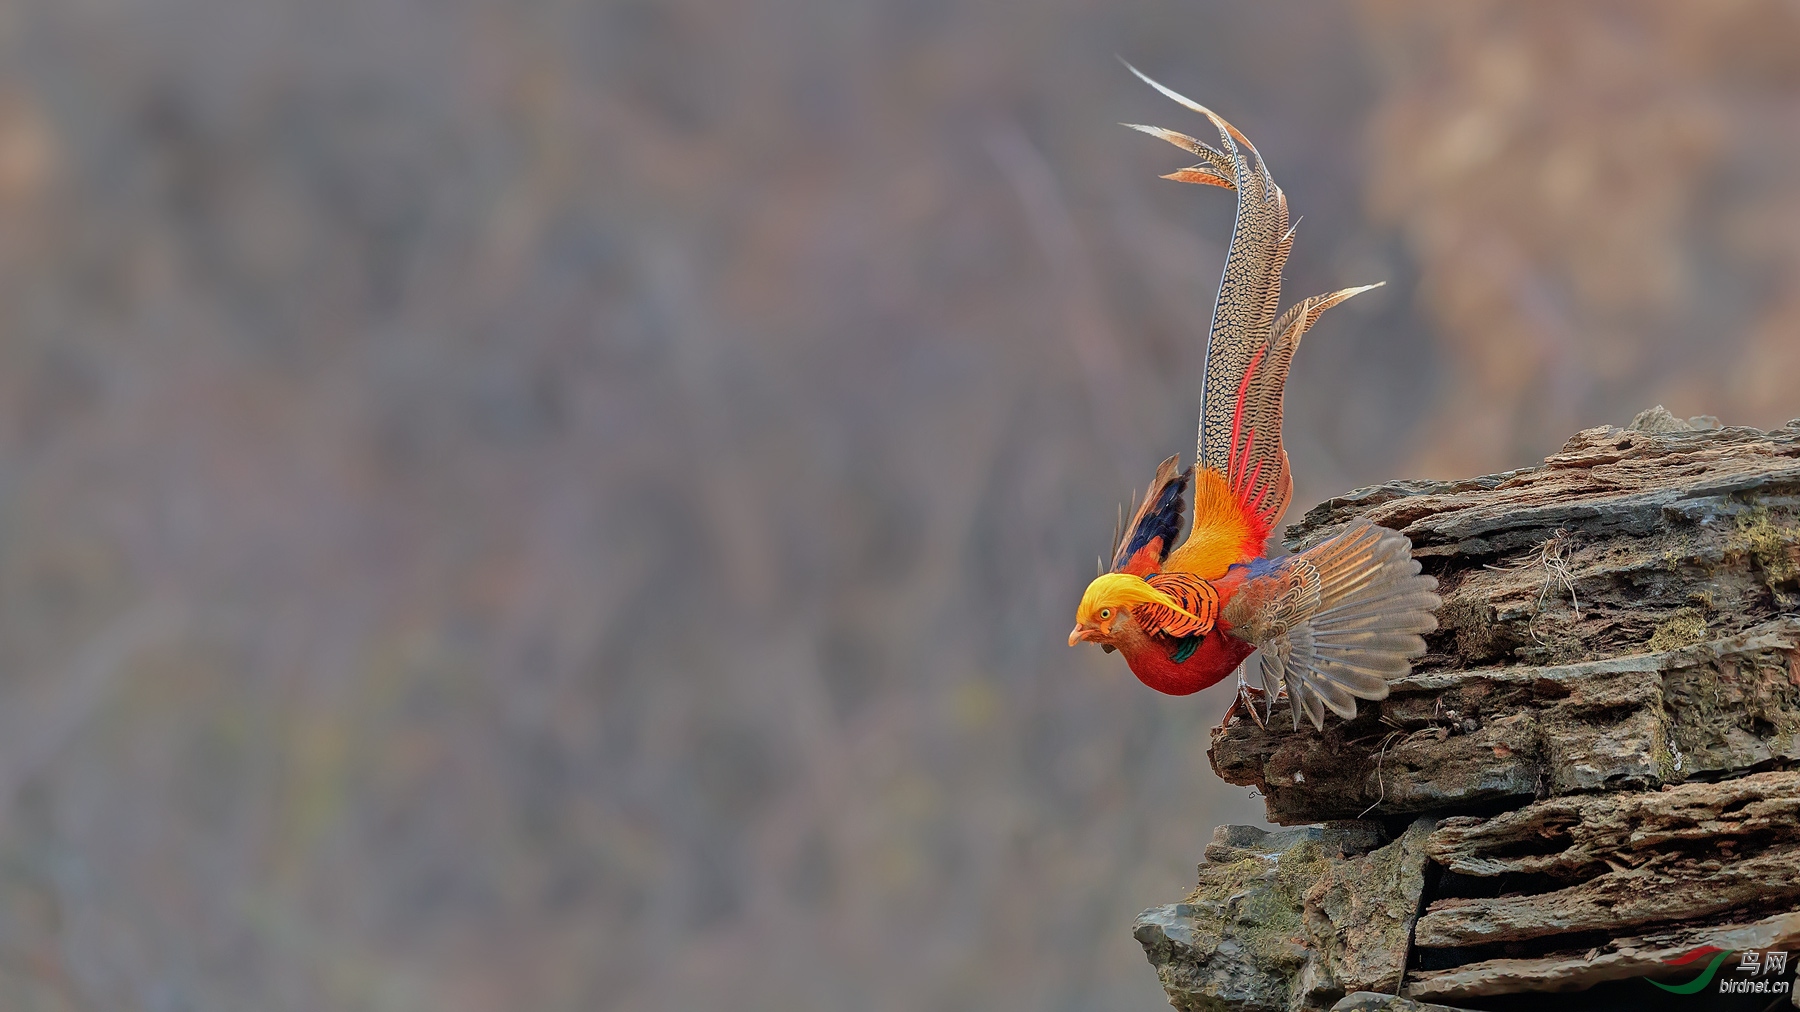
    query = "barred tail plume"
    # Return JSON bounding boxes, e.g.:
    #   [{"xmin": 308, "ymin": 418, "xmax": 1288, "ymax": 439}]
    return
[{"xmin": 1122, "ymin": 63, "xmax": 1382, "ymax": 533}]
